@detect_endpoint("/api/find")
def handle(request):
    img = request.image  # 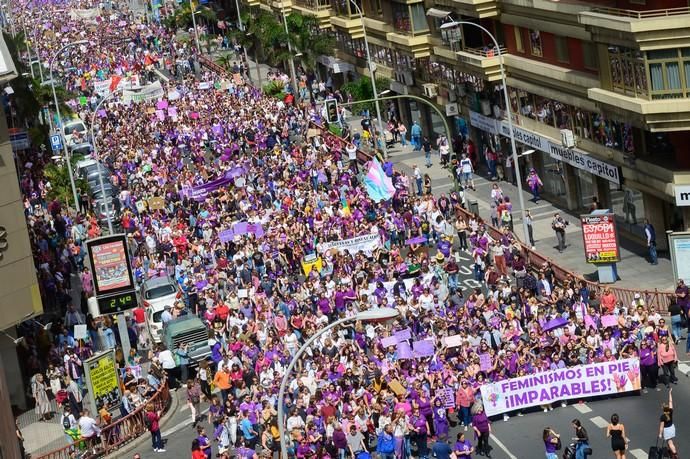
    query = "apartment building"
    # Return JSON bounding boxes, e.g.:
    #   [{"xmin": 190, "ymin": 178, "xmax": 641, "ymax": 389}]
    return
[{"xmin": 244, "ymin": 0, "xmax": 690, "ymax": 245}]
